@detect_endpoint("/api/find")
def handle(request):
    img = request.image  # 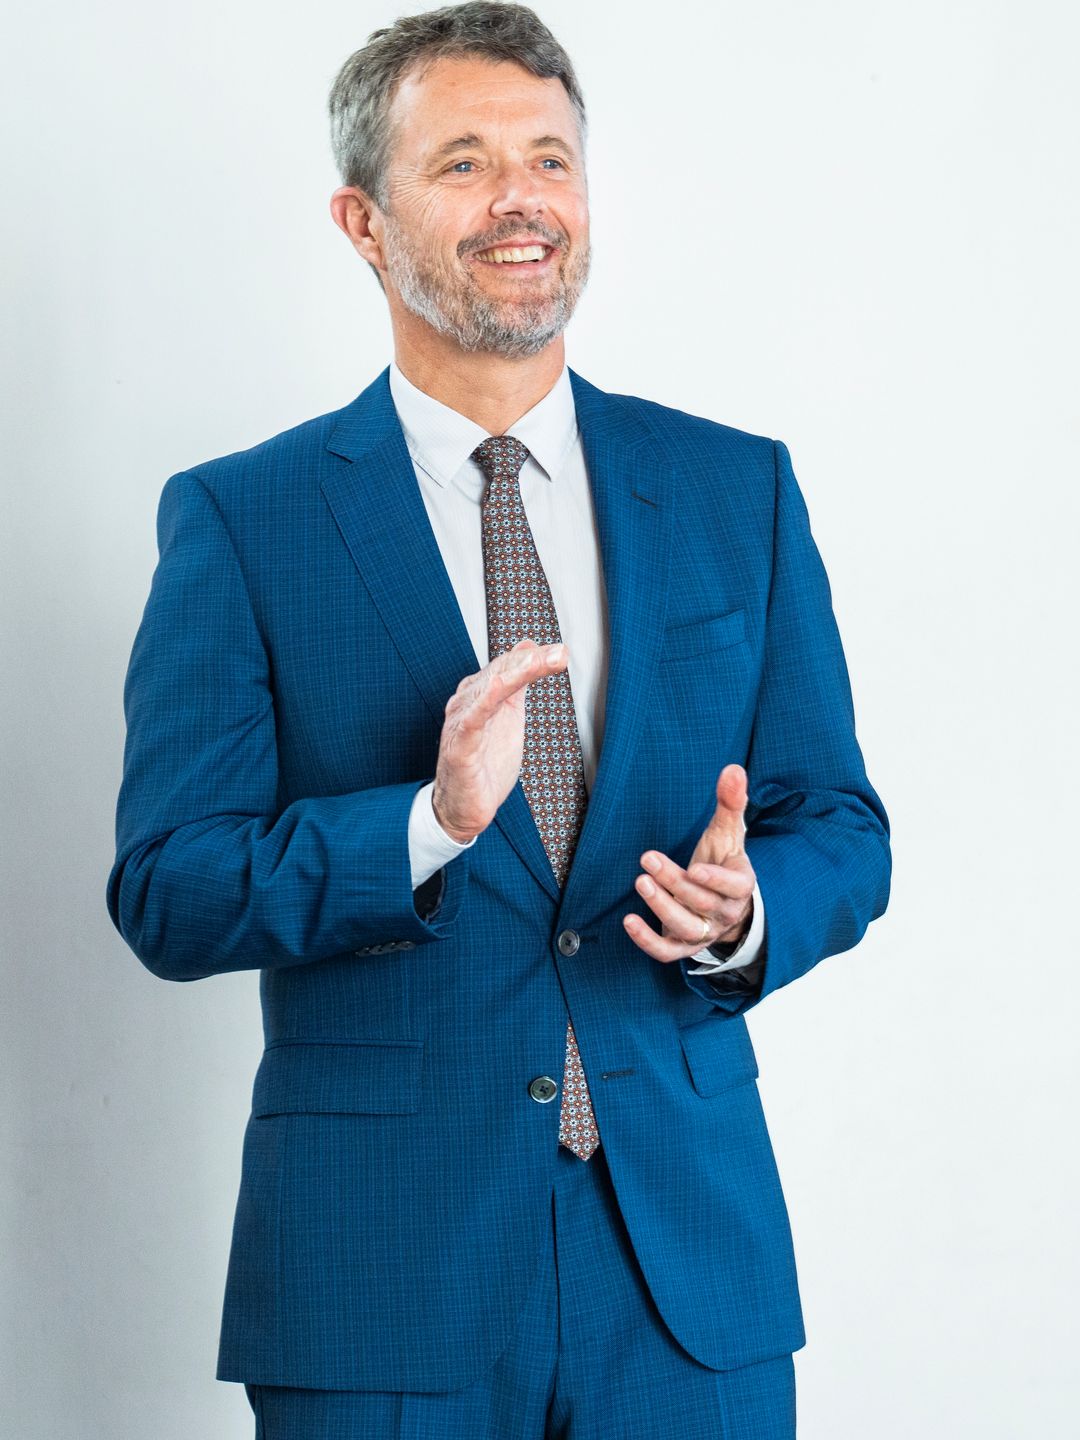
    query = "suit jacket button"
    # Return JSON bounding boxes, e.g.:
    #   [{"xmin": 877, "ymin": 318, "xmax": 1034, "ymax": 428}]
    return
[
  {"xmin": 529, "ymin": 1076, "xmax": 558, "ymax": 1103},
  {"xmin": 557, "ymin": 929, "xmax": 580, "ymax": 956}
]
